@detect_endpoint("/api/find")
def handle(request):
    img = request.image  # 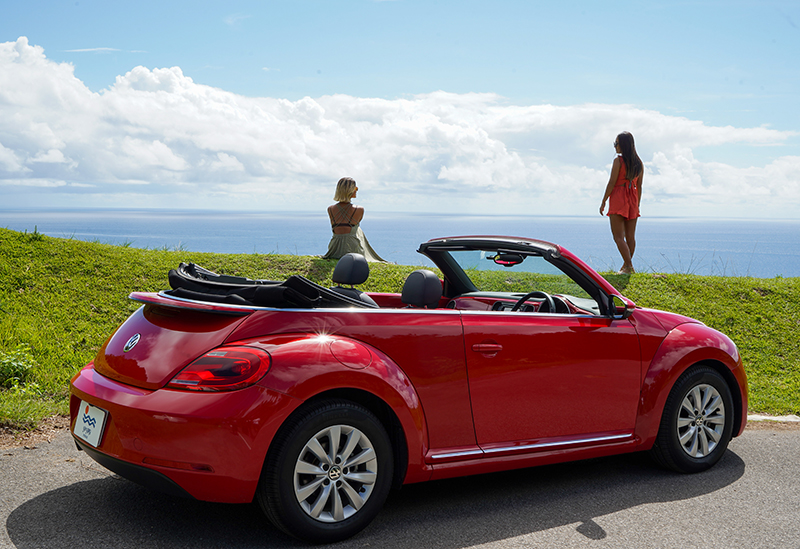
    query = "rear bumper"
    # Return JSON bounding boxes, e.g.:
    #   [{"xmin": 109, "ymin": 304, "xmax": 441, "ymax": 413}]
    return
[
  {"xmin": 70, "ymin": 364, "xmax": 301, "ymax": 503},
  {"xmin": 74, "ymin": 438, "xmax": 194, "ymax": 499}
]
